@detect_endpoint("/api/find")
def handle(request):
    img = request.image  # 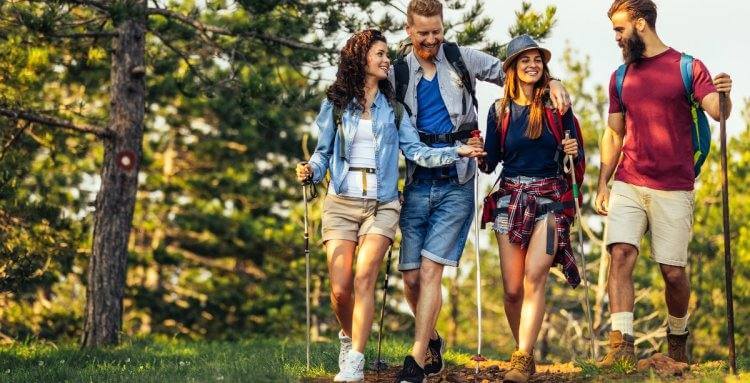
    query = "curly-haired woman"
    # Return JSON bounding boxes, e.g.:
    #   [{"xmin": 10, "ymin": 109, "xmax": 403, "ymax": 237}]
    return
[{"xmin": 295, "ymin": 29, "xmax": 484, "ymax": 382}]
